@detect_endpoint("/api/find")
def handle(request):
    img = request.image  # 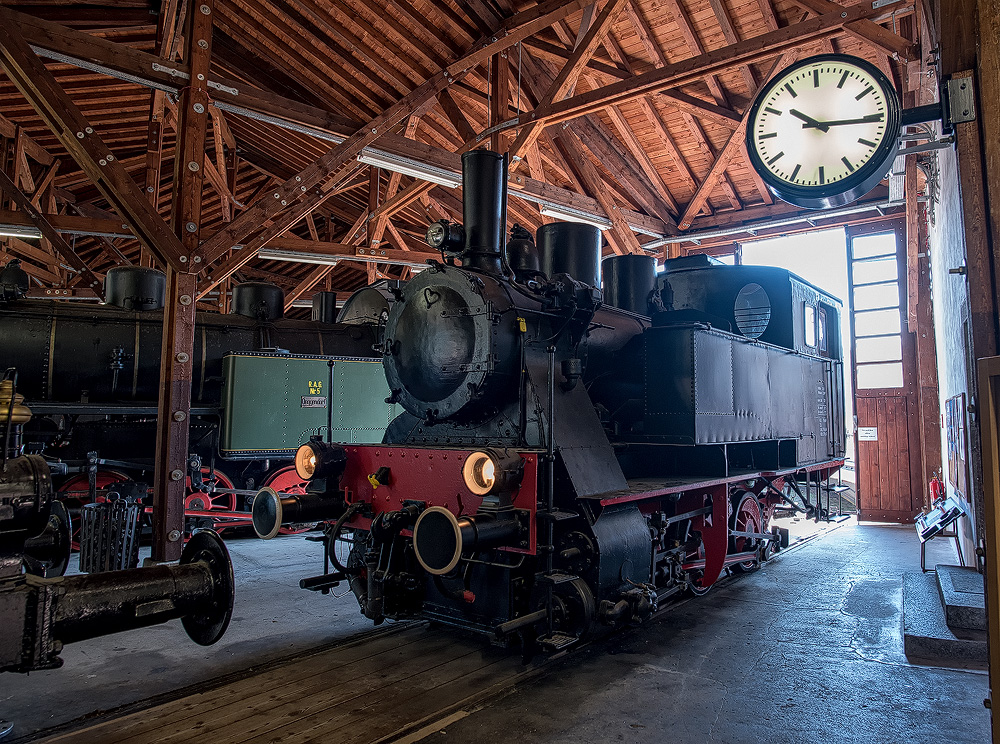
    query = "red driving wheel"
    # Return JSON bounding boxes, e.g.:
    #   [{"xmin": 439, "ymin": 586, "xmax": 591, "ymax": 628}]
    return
[
  {"xmin": 729, "ymin": 491, "xmax": 763, "ymax": 574},
  {"xmin": 184, "ymin": 468, "xmax": 237, "ymax": 513},
  {"xmin": 262, "ymin": 465, "xmax": 309, "ymax": 496}
]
